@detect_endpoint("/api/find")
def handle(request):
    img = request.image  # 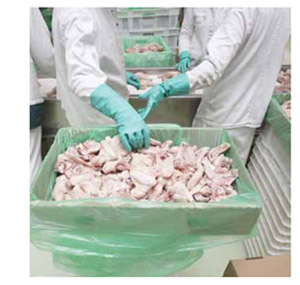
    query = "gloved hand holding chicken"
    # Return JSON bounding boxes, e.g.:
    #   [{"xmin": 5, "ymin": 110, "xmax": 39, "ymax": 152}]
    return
[
  {"xmin": 138, "ymin": 73, "xmax": 190, "ymax": 119},
  {"xmin": 91, "ymin": 84, "xmax": 150, "ymax": 151},
  {"xmin": 126, "ymin": 72, "xmax": 141, "ymax": 90}
]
